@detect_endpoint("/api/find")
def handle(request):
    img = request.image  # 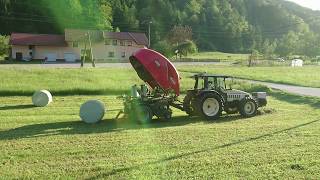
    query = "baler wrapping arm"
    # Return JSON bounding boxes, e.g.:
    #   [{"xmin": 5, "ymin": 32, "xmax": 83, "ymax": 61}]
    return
[{"xmin": 129, "ymin": 48, "xmax": 180, "ymax": 96}]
